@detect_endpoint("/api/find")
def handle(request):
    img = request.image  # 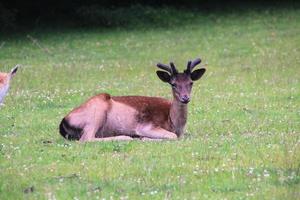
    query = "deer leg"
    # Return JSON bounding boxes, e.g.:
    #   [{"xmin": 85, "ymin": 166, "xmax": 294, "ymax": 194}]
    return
[
  {"xmin": 79, "ymin": 107, "xmax": 106, "ymax": 142},
  {"xmin": 136, "ymin": 127, "xmax": 177, "ymax": 140},
  {"xmin": 78, "ymin": 111, "xmax": 133, "ymax": 142},
  {"xmin": 80, "ymin": 125, "xmax": 134, "ymax": 142},
  {"xmin": 79, "ymin": 115, "xmax": 109, "ymax": 142},
  {"xmin": 79, "ymin": 125, "xmax": 98, "ymax": 142},
  {"xmin": 89, "ymin": 135, "xmax": 134, "ymax": 141}
]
